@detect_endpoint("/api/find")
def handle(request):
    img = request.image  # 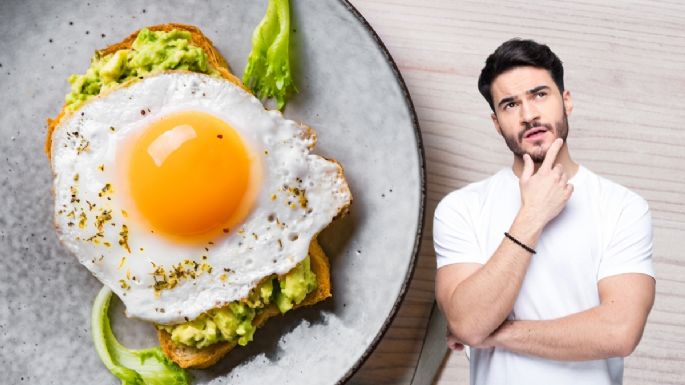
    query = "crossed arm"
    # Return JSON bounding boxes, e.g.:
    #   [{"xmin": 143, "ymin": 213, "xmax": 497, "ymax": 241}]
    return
[{"xmin": 436, "ymin": 261, "xmax": 655, "ymax": 360}]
